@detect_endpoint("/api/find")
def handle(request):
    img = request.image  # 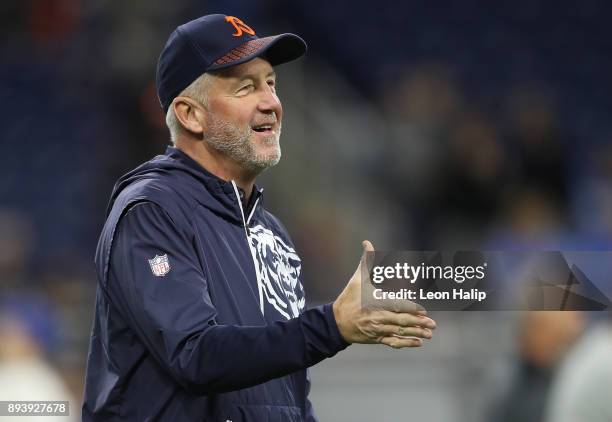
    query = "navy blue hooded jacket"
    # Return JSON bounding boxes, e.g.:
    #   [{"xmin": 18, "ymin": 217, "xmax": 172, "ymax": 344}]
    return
[{"xmin": 82, "ymin": 147, "xmax": 349, "ymax": 421}]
